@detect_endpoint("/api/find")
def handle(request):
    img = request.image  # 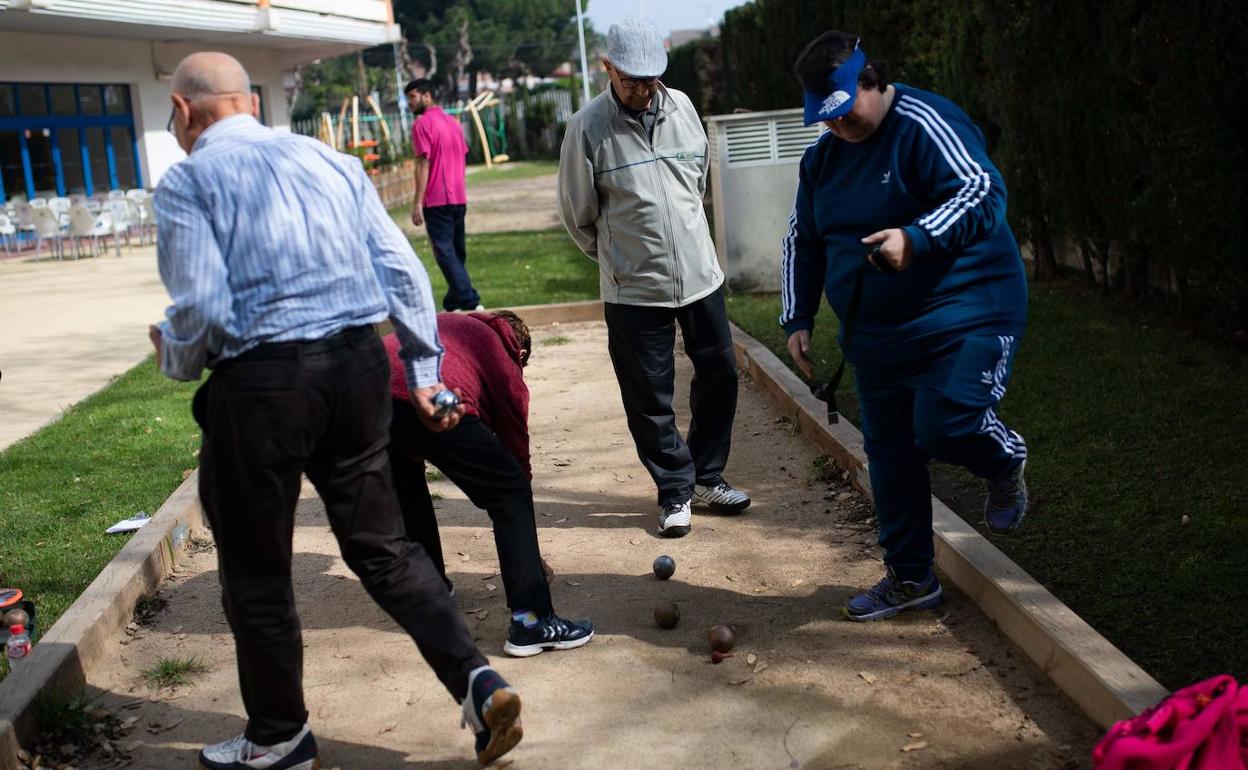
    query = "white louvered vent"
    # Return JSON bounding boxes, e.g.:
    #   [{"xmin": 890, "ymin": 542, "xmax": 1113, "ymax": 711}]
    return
[
  {"xmin": 724, "ymin": 122, "xmax": 773, "ymax": 166},
  {"xmin": 775, "ymin": 118, "xmax": 823, "ymax": 161}
]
